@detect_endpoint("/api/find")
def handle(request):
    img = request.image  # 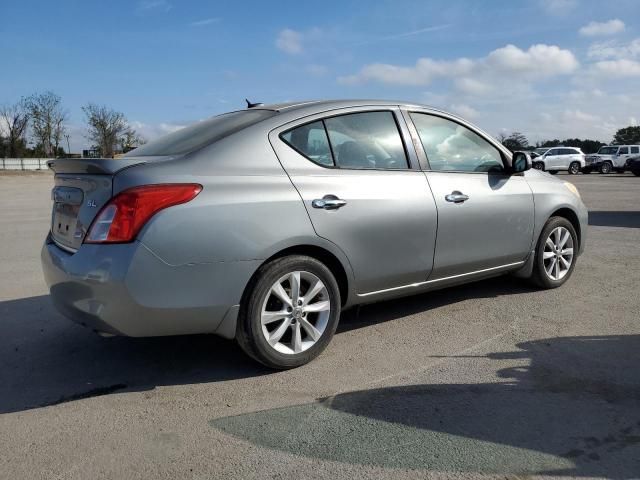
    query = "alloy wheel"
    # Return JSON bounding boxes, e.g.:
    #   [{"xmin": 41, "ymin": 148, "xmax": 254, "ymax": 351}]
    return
[
  {"xmin": 543, "ymin": 226, "xmax": 574, "ymax": 281},
  {"xmin": 260, "ymin": 271, "xmax": 331, "ymax": 355},
  {"xmin": 569, "ymin": 162, "xmax": 580, "ymax": 174}
]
